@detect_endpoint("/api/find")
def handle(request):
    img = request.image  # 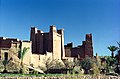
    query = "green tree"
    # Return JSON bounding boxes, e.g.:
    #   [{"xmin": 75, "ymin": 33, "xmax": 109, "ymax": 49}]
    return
[
  {"xmin": 63, "ymin": 59, "xmax": 82, "ymax": 74},
  {"xmin": 107, "ymin": 46, "xmax": 118, "ymax": 58},
  {"xmin": 19, "ymin": 47, "xmax": 30, "ymax": 62},
  {"xmin": 74, "ymin": 58, "xmax": 80, "ymax": 66},
  {"xmin": 105, "ymin": 56, "xmax": 116, "ymax": 73},
  {"xmin": 80, "ymin": 57, "xmax": 92, "ymax": 74},
  {"xmin": 92, "ymin": 57, "xmax": 101, "ymax": 75},
  {"xmin": 115, "ymin": 41, "xmax": 120, "ymax": 74},
  {"xmin": 19, "ymin": 47, "xmax": 29, "ymax": 74},
  {"xmin": 63, "ymin": 60, "xmax": 74, "ymax": 69},
  {"xmin": 116, "ymin": 41, "xmax": 120, "ymax": 63},
  {"xmin": 92, "ymin": 62, "xmax": 100, "ymax": 75},
  {"xmin": 41, "ymin": 57, "xmax": 65, "ymax": 73},
  {"xmin": 117, "ymin": 41, "xmax": 120, "ymax": 48}
]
